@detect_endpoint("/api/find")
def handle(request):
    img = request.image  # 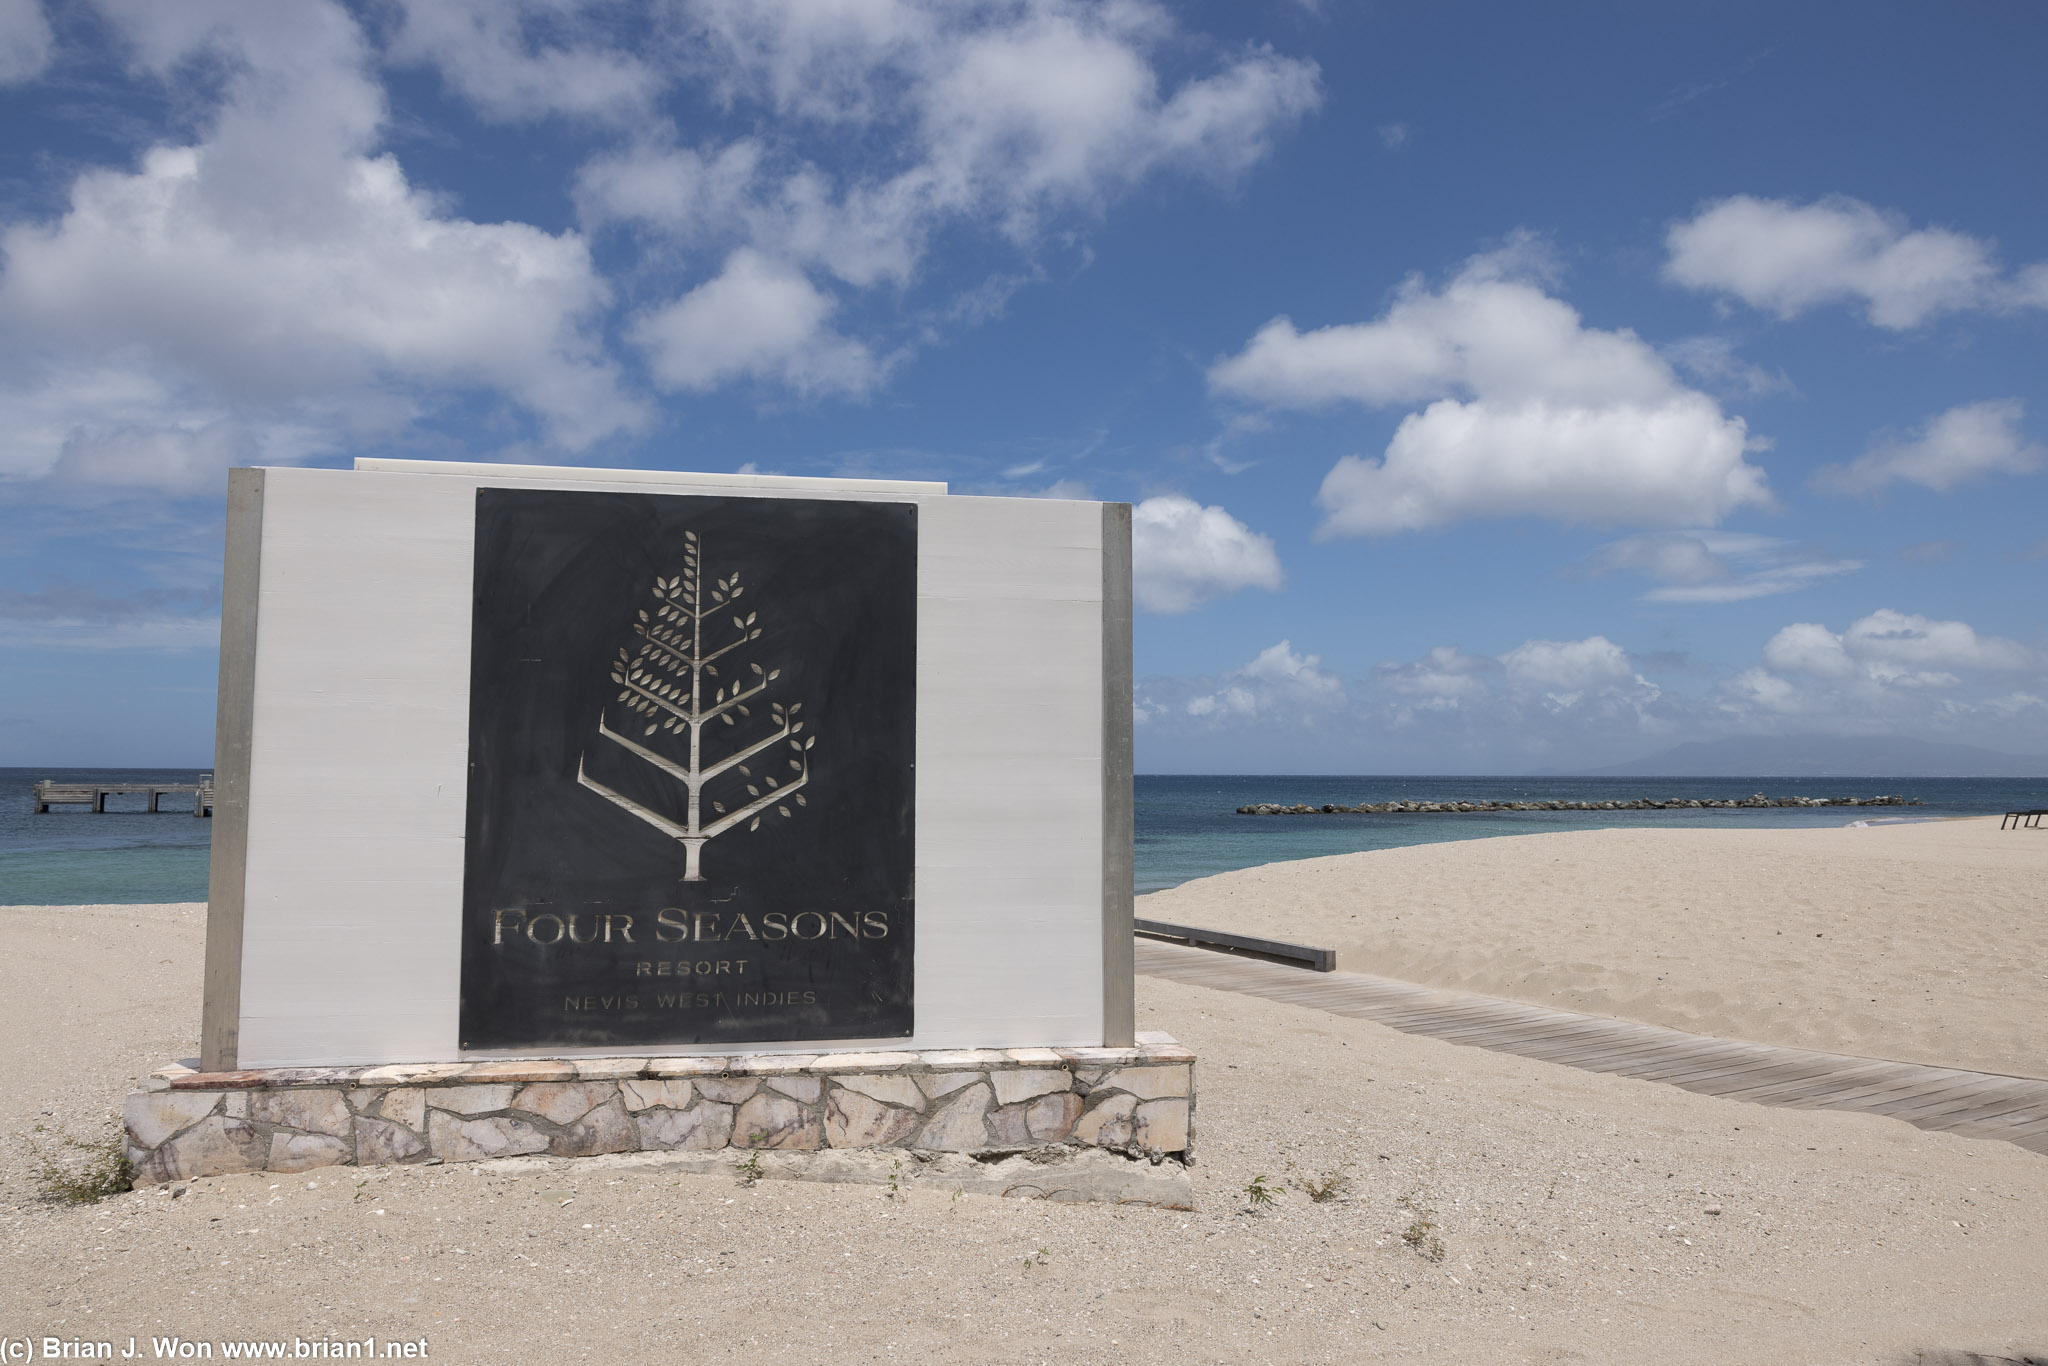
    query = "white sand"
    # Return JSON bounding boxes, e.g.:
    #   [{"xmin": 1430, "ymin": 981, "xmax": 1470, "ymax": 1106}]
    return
[
  {"xmin": 1140, "ymin": 816, "xmax": 2048, "ymax": 1078},
  {"xmin": 1, "ymin": 887, "xmax": 2045, "ymax": 1363}
]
